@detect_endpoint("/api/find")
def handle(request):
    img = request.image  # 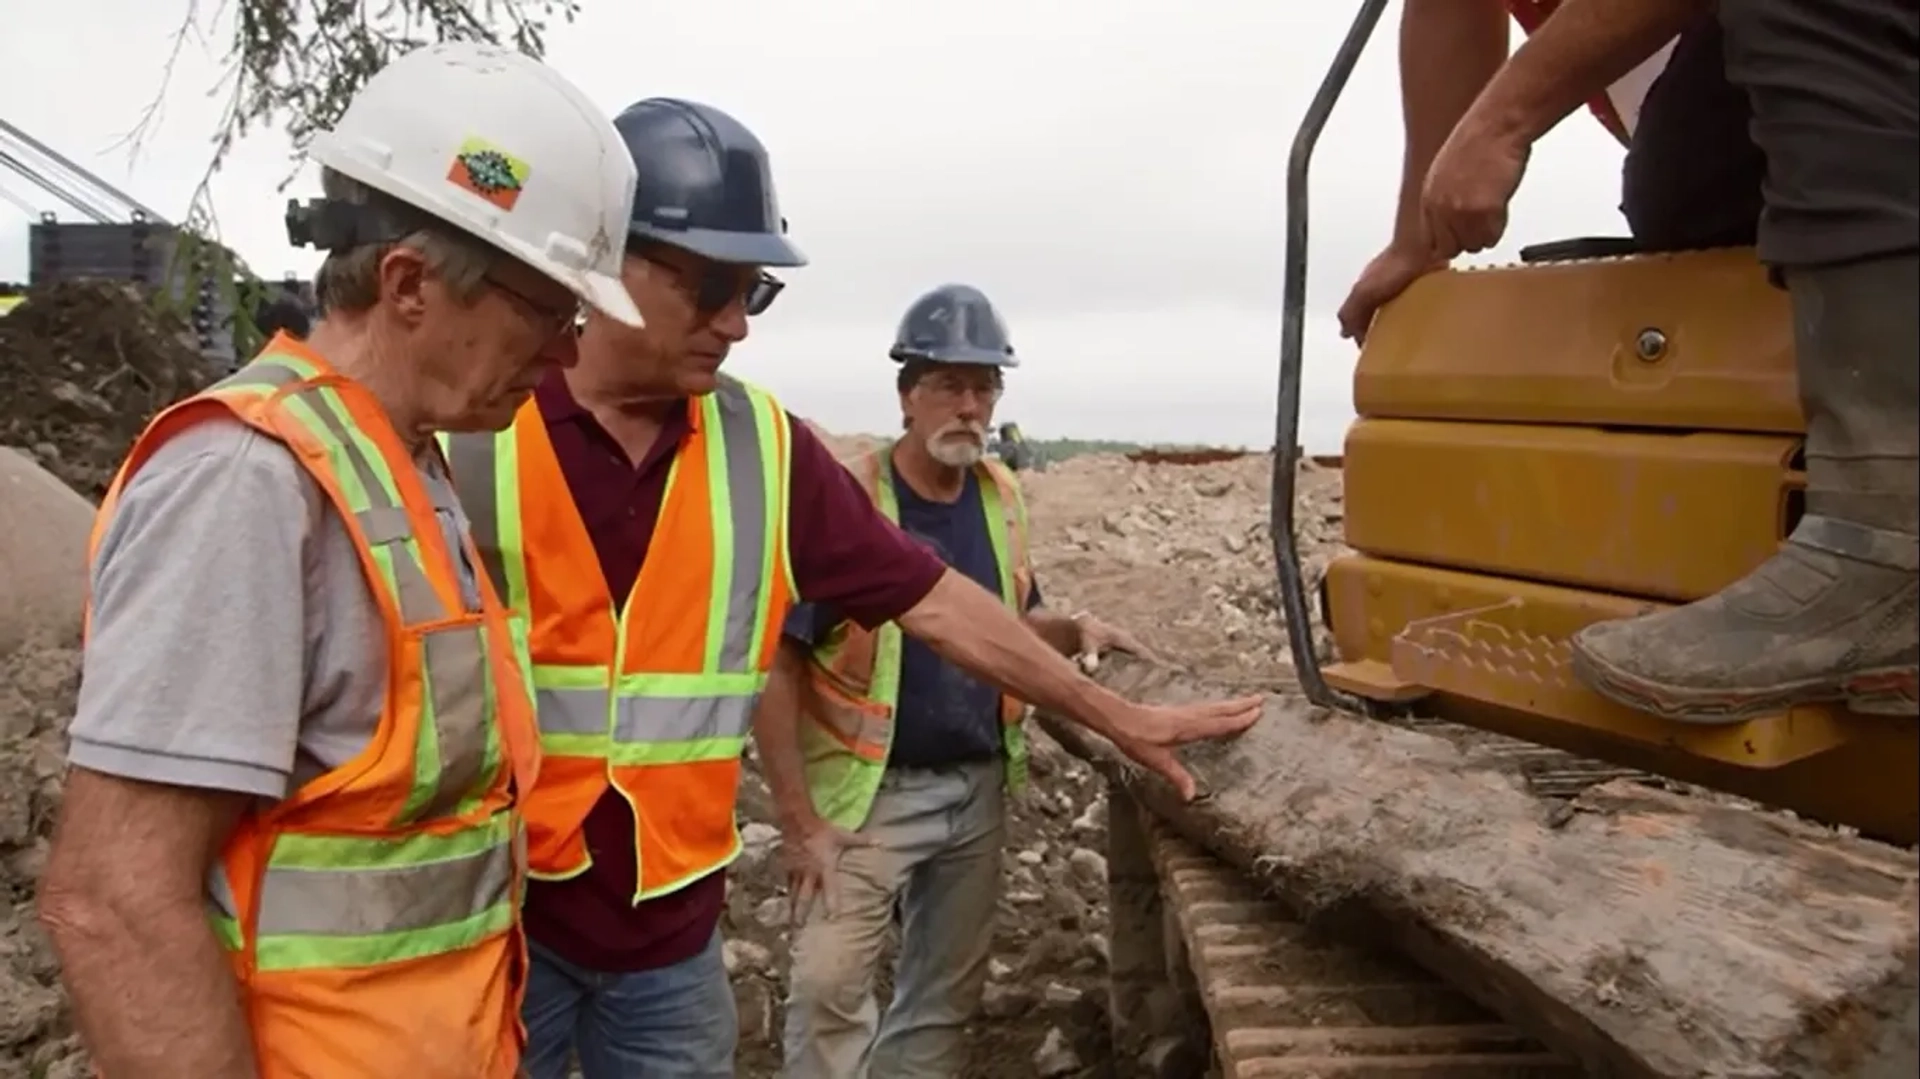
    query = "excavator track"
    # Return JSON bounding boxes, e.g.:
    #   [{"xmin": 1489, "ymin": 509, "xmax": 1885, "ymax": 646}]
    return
[
  {"xmin": 1389, "ymin": 715, "xmax": 1658, "ymax": 801},
  {"xmin": 1138, "ymin": 805, "xmax": 1578, "ymax": 1078}
]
